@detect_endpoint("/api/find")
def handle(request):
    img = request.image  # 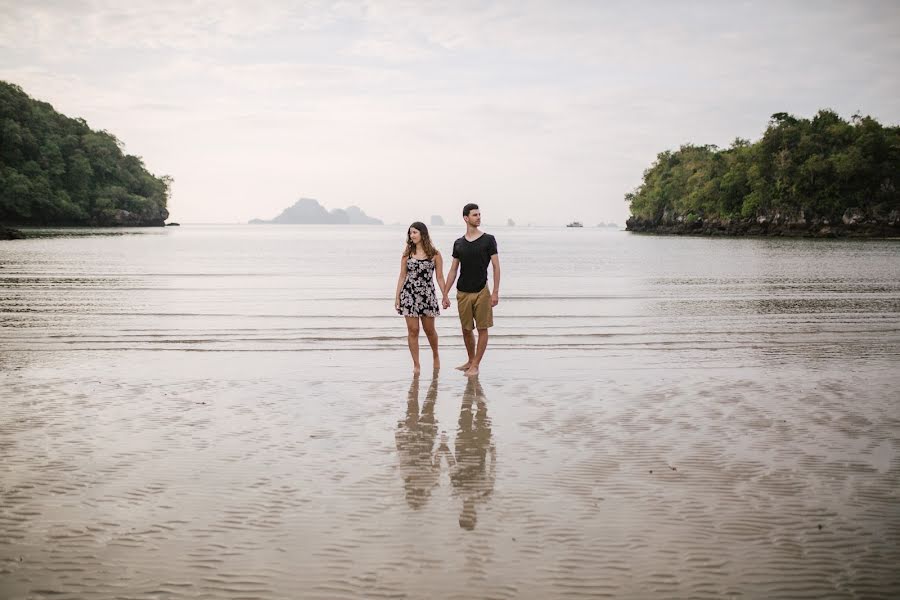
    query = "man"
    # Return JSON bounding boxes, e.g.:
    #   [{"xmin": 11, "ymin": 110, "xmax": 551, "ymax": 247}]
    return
[{"xmin": 442, "ymin": 204, "xmax": 500, "ymax": 377}]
